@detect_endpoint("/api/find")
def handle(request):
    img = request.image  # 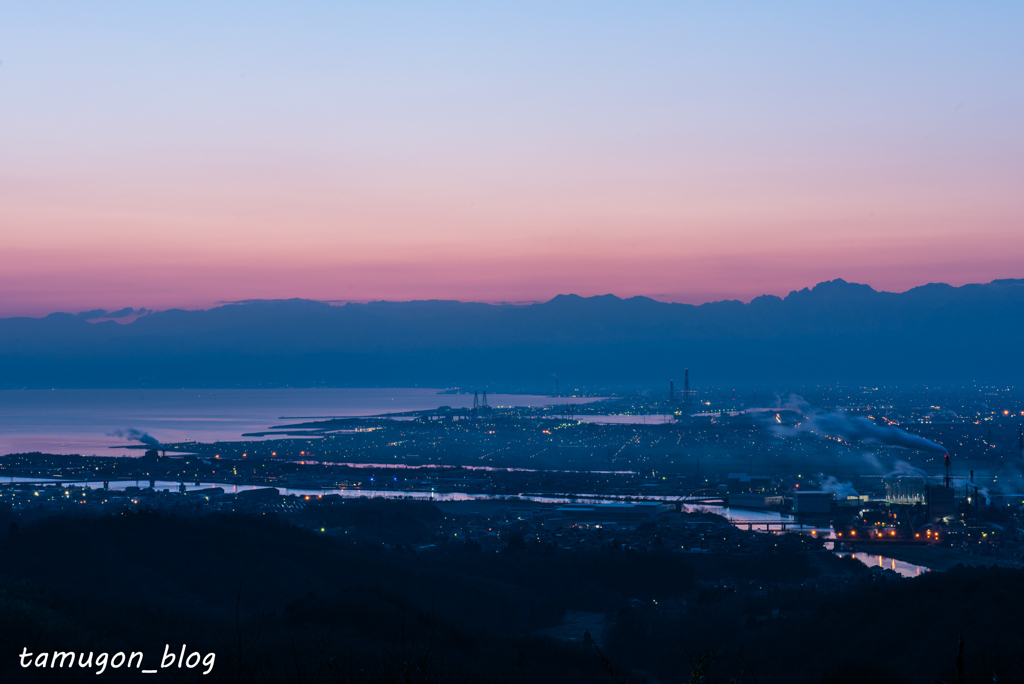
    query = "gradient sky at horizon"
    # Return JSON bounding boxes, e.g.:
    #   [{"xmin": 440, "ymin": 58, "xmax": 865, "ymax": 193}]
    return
[{"xmin": 2, "ymin": 2, "xmax": 1022, "ymax": 316}]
